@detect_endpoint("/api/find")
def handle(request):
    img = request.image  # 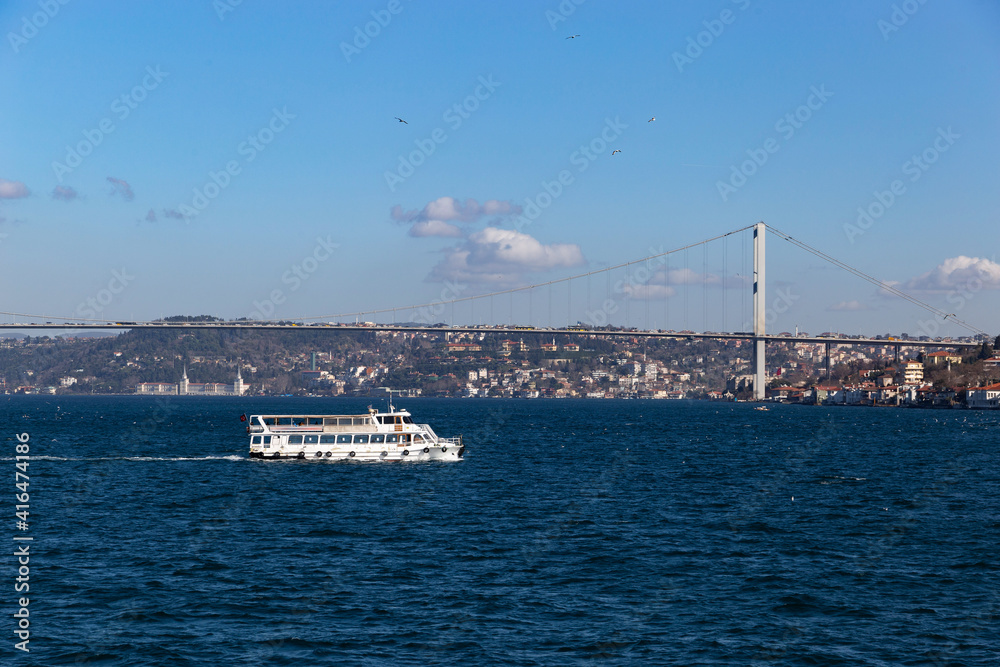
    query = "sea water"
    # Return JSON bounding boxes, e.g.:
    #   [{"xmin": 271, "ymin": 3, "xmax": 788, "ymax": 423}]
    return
[{"xmin": 3, "ymin": 396, "xmax": 998, "ymax": 665}]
